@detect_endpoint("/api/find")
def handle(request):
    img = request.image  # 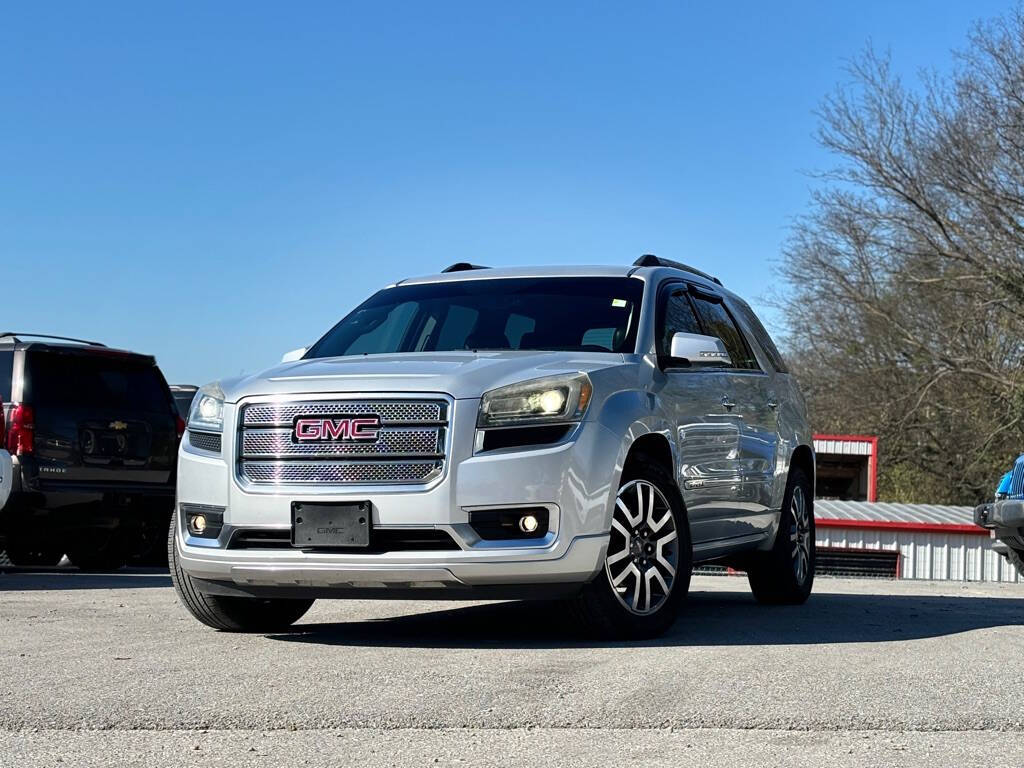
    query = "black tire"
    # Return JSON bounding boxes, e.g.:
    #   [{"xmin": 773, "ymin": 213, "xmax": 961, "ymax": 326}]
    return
[
  {"xmin": 569, "ymin": 459, "xmax": 692, "ymax": 639},
  {"xmin": 747, "ymin": 466, "xmax": 815, "ymax": 605},
  {"xmin": 127, "ymin": 516, "xmax": 172, "ymax": 569},
  {"xmin": 168, "ymin": 512, "xmax": 314, "ymax": 632},
  {"xmin": 65, "ymin": 528, "xmax": 128, "ymax": 572},
  {"xmin": 1002, "ymin": 544, "xmax": 1024, "ymax": 574},
  {"xmin": 3, "ymin": 531, "xmax": 64, "ymax": 567}
]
